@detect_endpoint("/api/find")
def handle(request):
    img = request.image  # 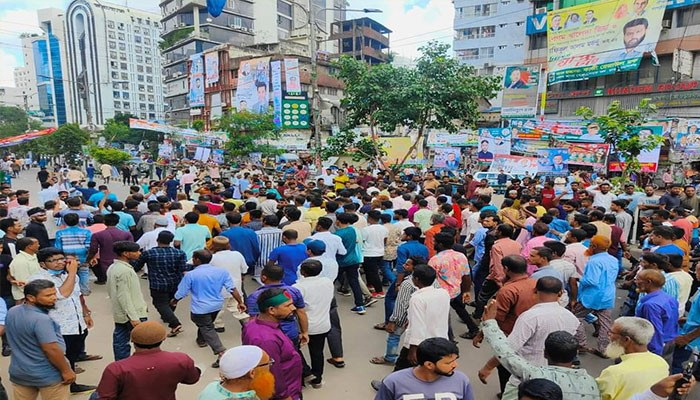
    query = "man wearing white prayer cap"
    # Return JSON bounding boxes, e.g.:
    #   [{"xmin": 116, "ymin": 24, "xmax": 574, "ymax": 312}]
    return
[{"xmin": 197, "ymin": 345, "xmax": 276, "ymax": 400}]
